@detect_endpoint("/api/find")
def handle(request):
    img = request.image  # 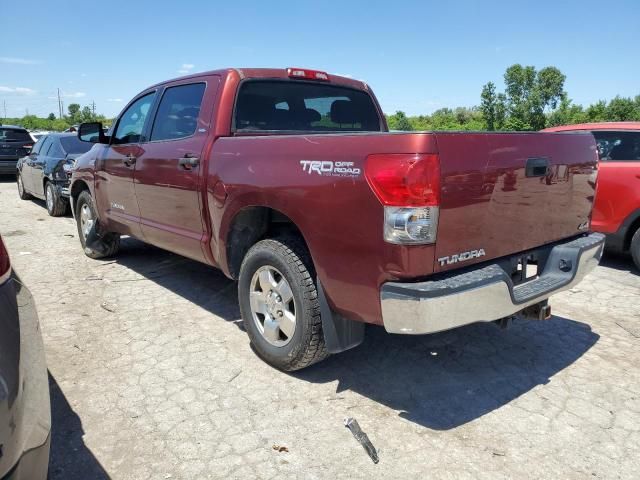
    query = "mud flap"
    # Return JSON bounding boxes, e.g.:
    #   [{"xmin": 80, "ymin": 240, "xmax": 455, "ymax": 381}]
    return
[{"xmin": 317, "ymin": 278, "xmax": 365, "ymax": 354}]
